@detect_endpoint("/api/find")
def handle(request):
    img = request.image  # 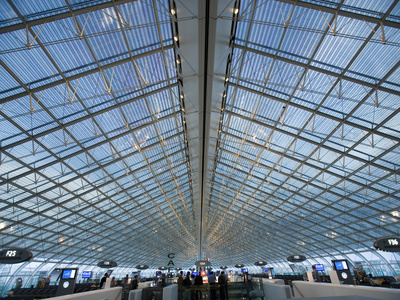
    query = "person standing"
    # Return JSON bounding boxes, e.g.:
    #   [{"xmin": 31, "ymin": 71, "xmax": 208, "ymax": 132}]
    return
[
  {"xmin": 312, "ymin": 265, "xmax": 321, "ymax": 282},
  {"xmin": 178, "ymin": 271, "xmax": 184, "ymax": 286},
  {"xmin": 208, "ymin": 271, "xmax": 216, "ymax": 300},
  {"xmin": 194, "ymin": 272, "xmax": 203, "ymax": 300},
  {"xmin": 177, "ymin": 271, "xmax": 184, "ymax": 299},
  {"xmin": 183, "ymin": 272, "xmax": 192, "ymax": 300},
  {"xmin": 218, "ymin": 271, "xmax": 226, "ymax": 300},
  {"xmin": 100, "ymin": 273, "xmax": 109, "ymax": 289},
  {"xmin": 224, "ymin": 271, "xmax": 229, "ymax": 299}
]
